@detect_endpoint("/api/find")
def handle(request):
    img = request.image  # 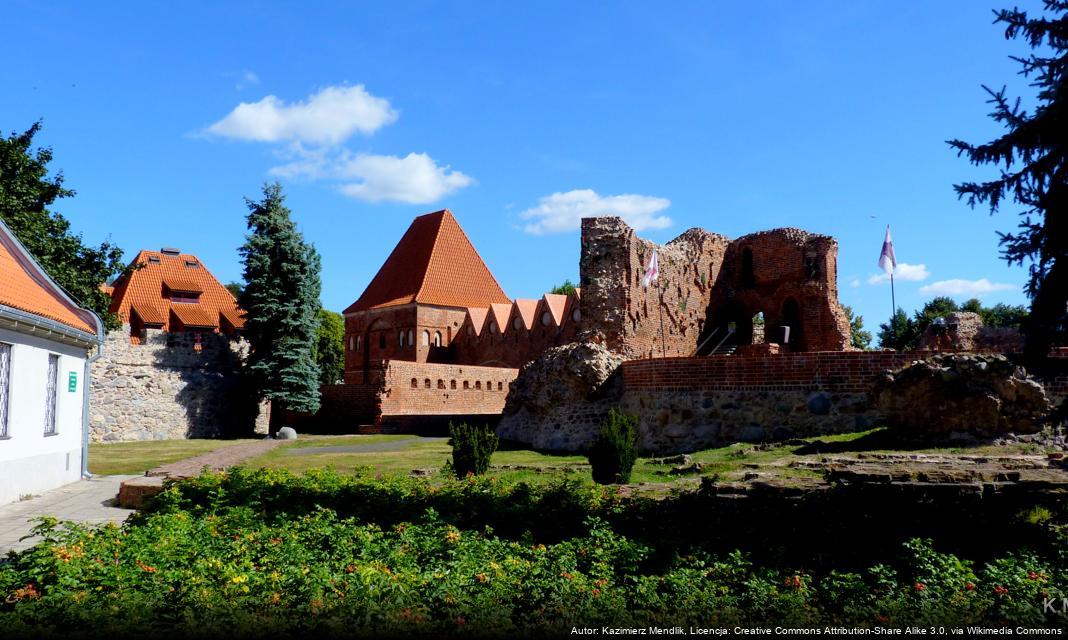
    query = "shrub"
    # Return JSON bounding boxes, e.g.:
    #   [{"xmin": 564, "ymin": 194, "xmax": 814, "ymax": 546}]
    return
[
  {"xmin": 587, "ymin": 409, "xmax": 639, "ymax": 484},
  {"xmin": 448, "ymin": 422, "xmax": 499, "ymax": 478}
]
